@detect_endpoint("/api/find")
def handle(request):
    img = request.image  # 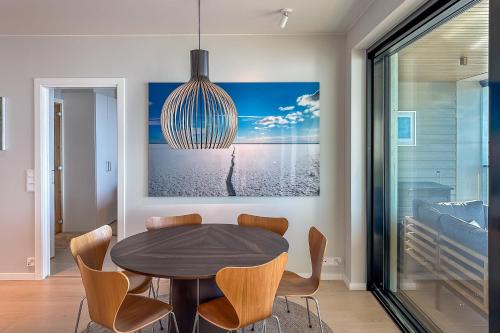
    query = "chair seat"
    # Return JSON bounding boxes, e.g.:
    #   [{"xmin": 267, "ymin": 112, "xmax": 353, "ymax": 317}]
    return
[
  {"xmin": 276, "ymin": 270, "xmax": 318, "ymax": 297},
  {"xmin": 123, "ymin": 270, "xmax": 152, "ymax": 294},
  {"xmin": 114, "ymin": 294, "xmax": 172, "ymax": 333},
  {"xmin": 198, "ymin": 297, "xmax": 240, "ymax": 330}
]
